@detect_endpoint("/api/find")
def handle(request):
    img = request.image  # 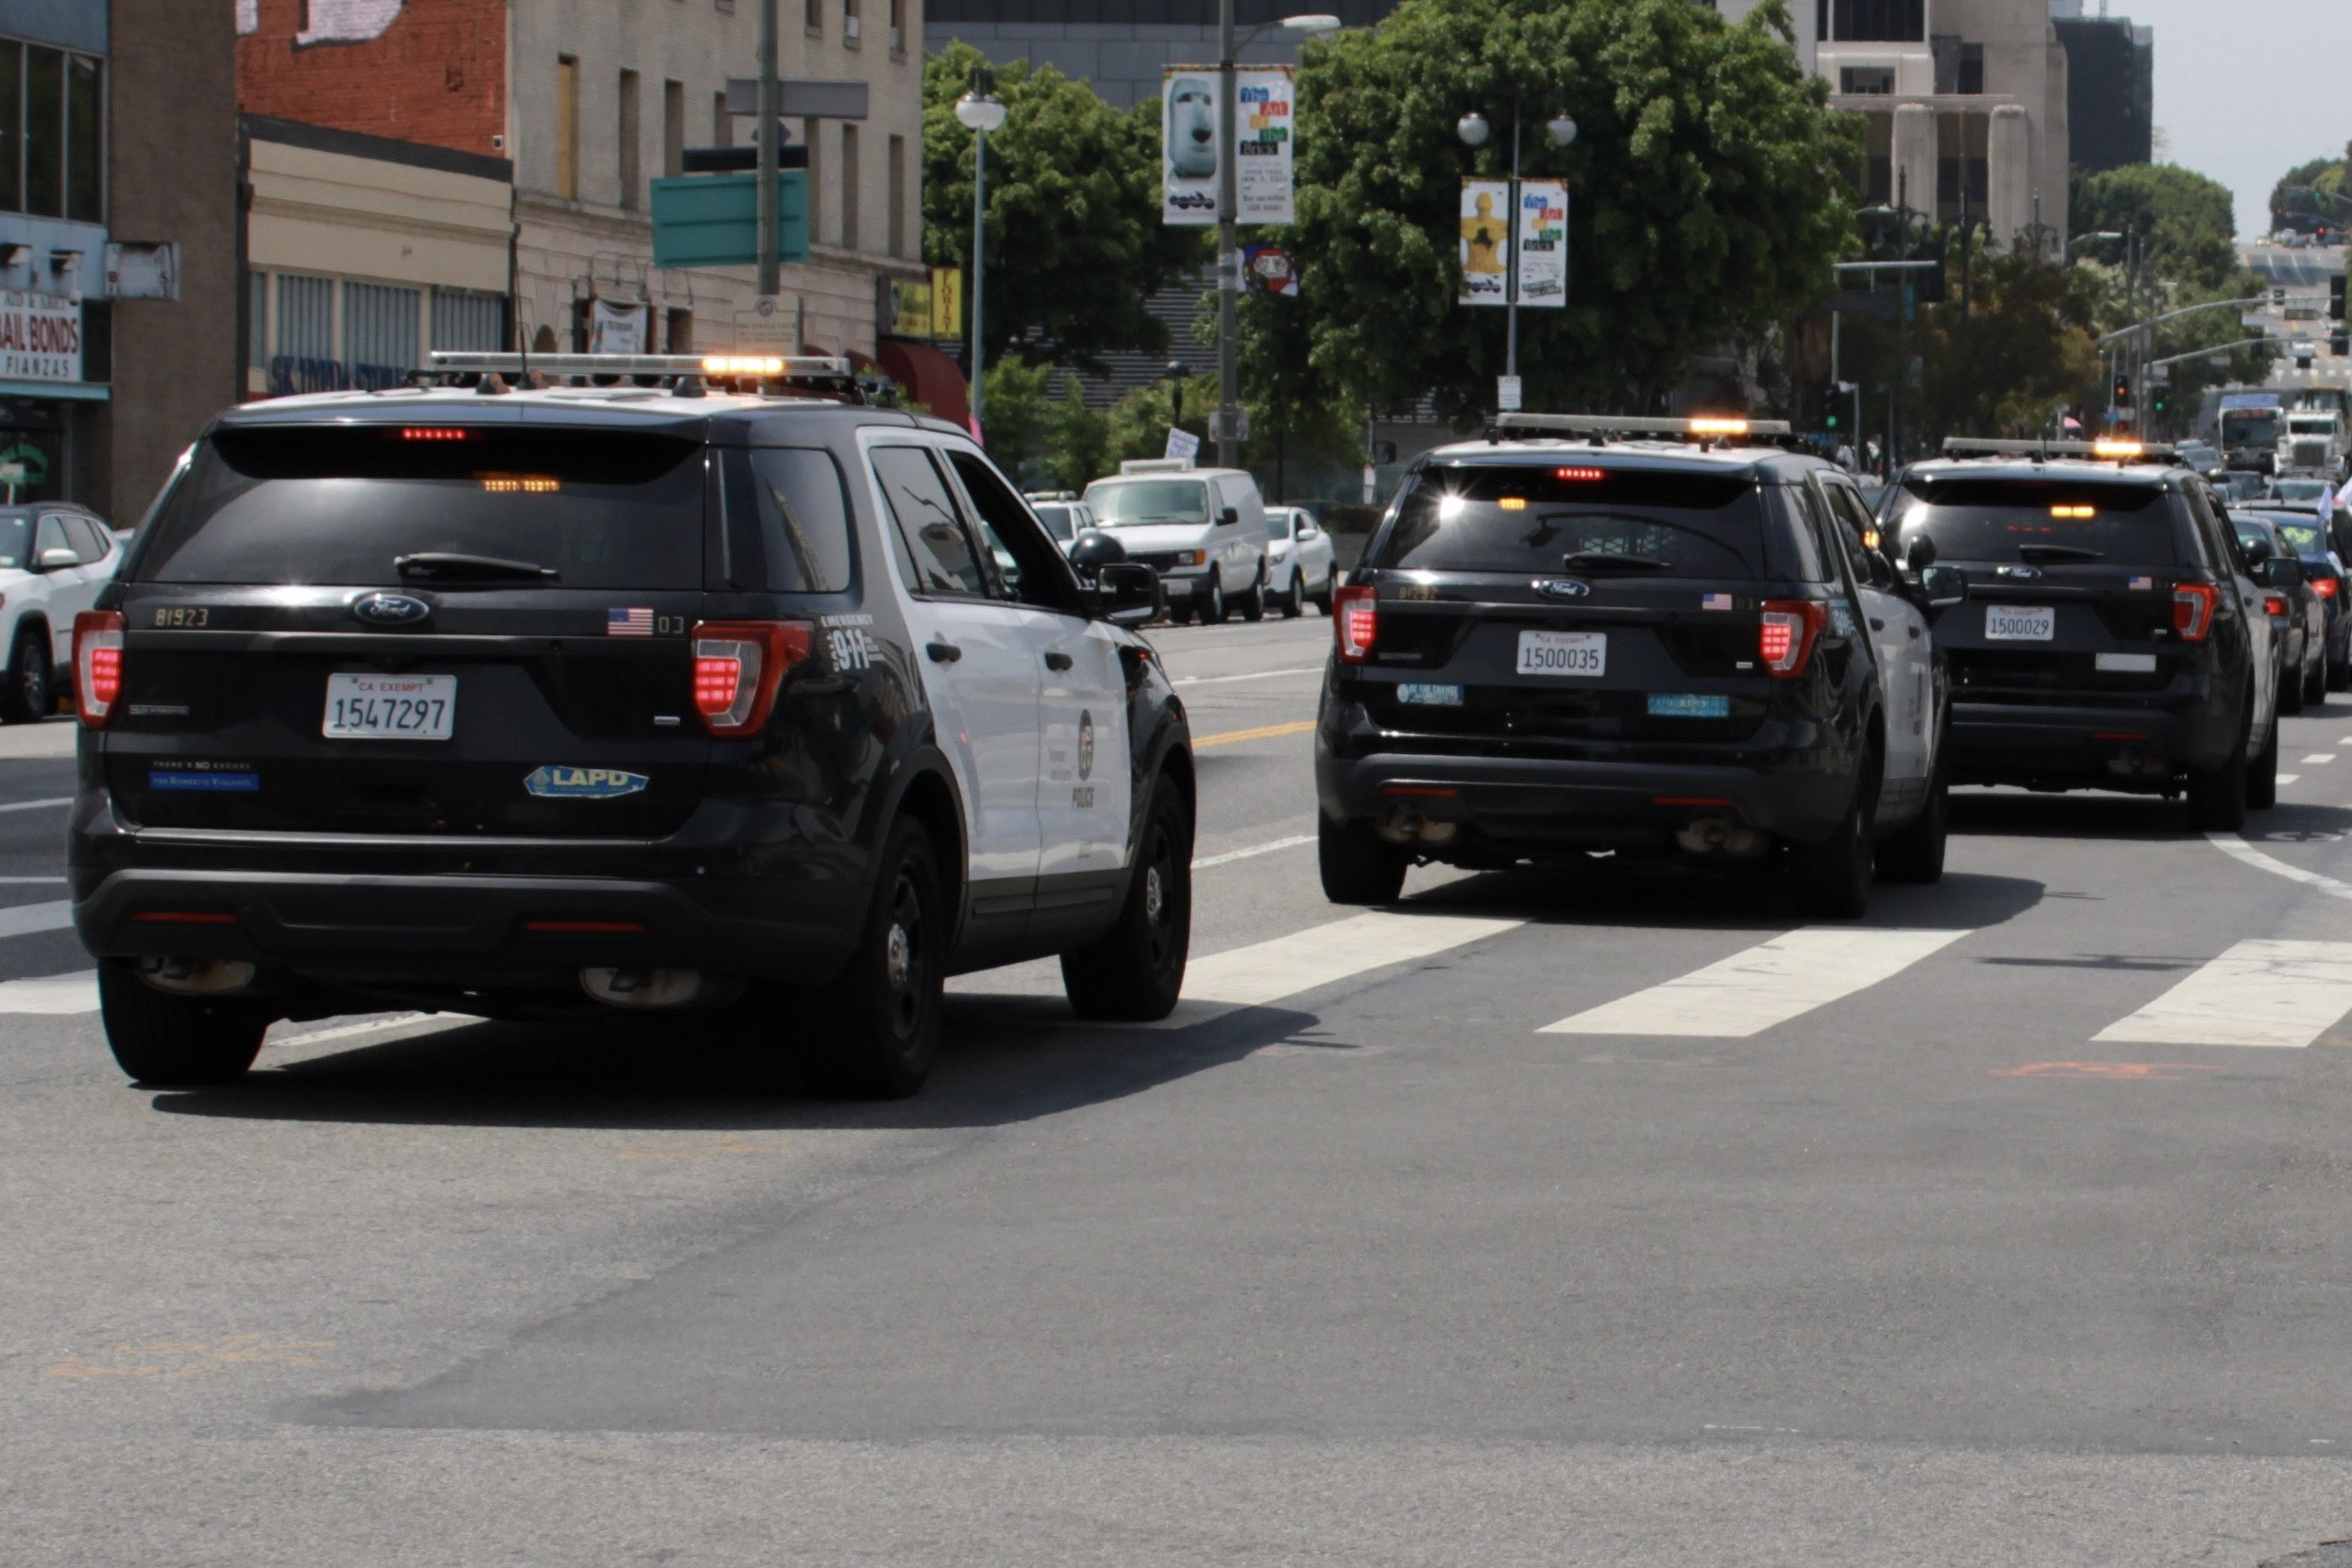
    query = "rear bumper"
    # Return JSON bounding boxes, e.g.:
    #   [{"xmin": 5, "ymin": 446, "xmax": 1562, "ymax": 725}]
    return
[
  {"xmin": 1314, "ymin": 748, "xmax": 1854, "ymax": 850},
  {"xmin": 1947, "ymin": 700, "xmax": 2227, "ymax": 785}
]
